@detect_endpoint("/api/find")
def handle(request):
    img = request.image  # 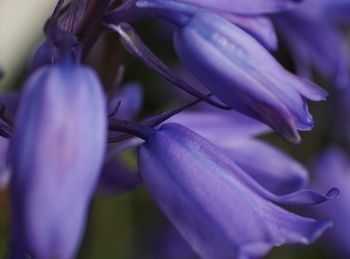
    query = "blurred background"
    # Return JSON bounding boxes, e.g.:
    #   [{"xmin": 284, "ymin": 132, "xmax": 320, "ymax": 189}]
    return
[{"xmin": 0, "ymin": 1, "xmax": 348, "ymax": 259}]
